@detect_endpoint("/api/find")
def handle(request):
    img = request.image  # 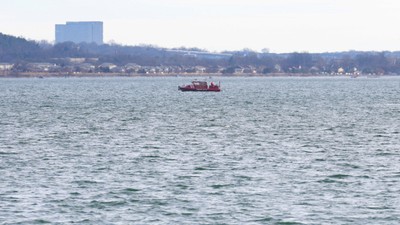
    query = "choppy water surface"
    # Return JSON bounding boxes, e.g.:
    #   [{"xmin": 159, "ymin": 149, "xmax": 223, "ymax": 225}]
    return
[{"xmin": 1, "ymin": 77, "xmax": 400, "ymax": 224}]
